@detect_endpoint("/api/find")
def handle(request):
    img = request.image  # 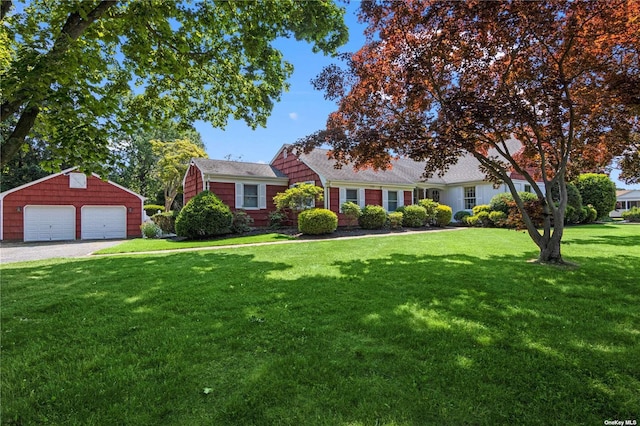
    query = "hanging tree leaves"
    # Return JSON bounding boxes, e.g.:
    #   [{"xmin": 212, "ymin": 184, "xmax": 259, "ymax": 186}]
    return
[
  {"xmin": 302, "ymin": 0, "xmax": 639, "ymax": 264},
  {"xmin": 0, "ymin": 0, "xmax": 348, "ymax": 170}
]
